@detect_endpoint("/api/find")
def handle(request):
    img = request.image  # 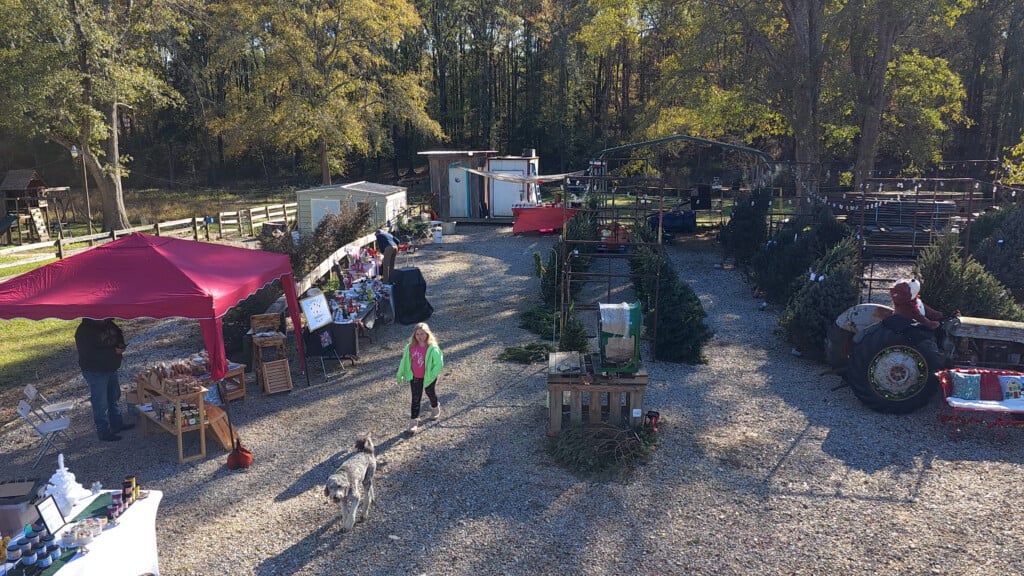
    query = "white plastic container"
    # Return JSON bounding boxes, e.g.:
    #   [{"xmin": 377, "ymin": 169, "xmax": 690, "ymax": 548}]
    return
[{"xmin": 433, "ymin": 227, "xmax": 443, "ymax": 243}]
